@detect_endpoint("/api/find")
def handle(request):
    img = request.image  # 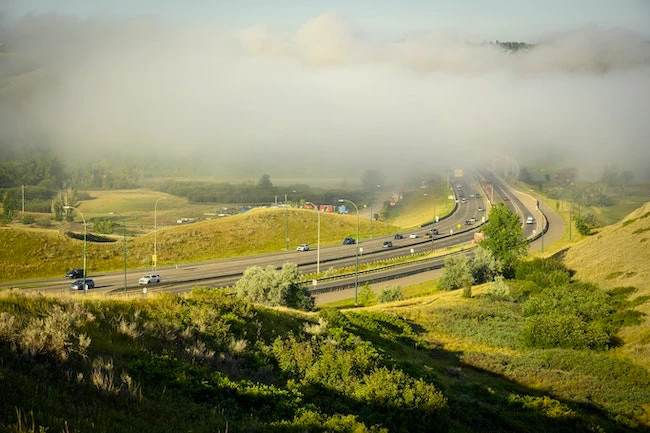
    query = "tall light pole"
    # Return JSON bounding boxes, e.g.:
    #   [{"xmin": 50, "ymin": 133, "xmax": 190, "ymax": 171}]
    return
[
  {"xmin": 64, "ymin": 205, "xmax": 87, "ymax": 294},
  {"xmin": 338, "ymin": 198, "xmax": 359, "ymax": 305},
  {"xmin": 431, "ymin": 200, "xmax": 436, "ymax": 253},
  {"xmin": 305, "ymin": 202, "xmax": 321, "ymax": 275},
  {"xmin": 154, "ymin": 197, "xmax": 165, "ymax": 271},
  {"xmin": 110, "ymin": 212, "xmax": 127, "ymax": 292},
  {"xmin": 366, "ymin": 202, "xmax": 373, "ymax": 239}
]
